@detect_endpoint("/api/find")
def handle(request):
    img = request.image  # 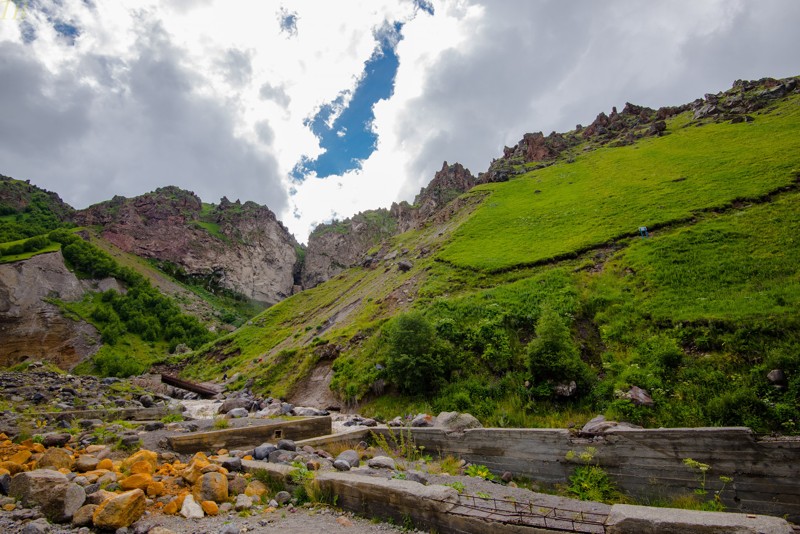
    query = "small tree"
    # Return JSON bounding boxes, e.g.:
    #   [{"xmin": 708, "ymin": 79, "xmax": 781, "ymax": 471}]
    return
[
  {"xmin": 527, "ymin": 306, "xmax": 592, "ymax": 394},
  {"xmin": 385, "ymin": 312, "xmax": 447, "ymax": 395}
]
